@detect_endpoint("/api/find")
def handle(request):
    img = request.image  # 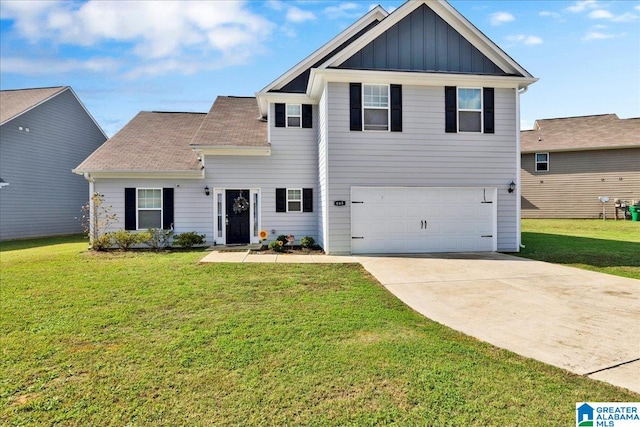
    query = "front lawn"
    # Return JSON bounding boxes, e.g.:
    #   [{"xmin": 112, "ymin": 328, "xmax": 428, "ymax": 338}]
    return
[
  {"xmin": 519, "ymin": 219, "xmax": 640, "ymax": 279},
  {"xmin": 1, "ymin": 236, "xmax": 637, "ymax": 426}
]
